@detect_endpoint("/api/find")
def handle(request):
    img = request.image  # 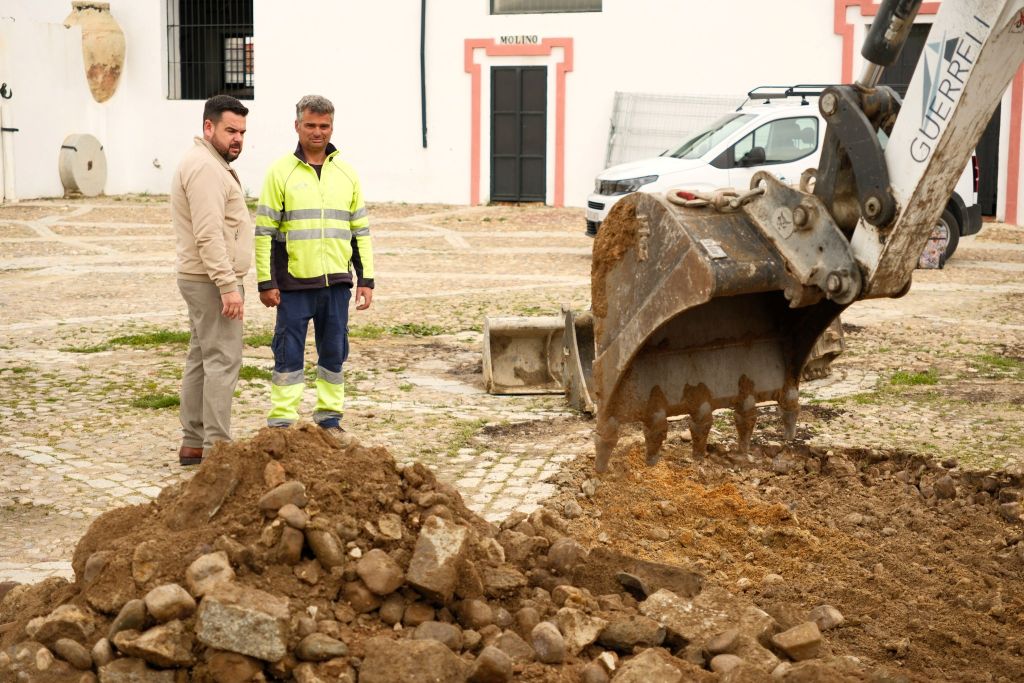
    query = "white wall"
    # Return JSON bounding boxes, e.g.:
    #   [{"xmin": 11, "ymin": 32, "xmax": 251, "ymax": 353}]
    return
[
  {"xmin": 1, "ymin": 0, "xmax": 1012, "ymax": 218},
  {"xmin": 255, "ymin": 0, "xmax": 841, "ymax": 207},
  {"xmin": 0, "ymin": 0, "xmax": 262, "ymax": 200}
]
